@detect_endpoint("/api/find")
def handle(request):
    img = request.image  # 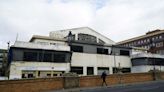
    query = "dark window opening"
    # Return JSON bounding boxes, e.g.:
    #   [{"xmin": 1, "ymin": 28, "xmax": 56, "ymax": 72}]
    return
[
  {"xmin": 23, "ymin": 52, "xmax": 37, "ymax": 61},
  {"xmin": 71, "ymin": 67, "xmax": 83, "ymax": 74},
  {"xmin": 38, "ymin": 71, "xmax": 40, "ymax": 76},
  {"xmin": 43, "ymin": 53, "xmax": 52, "ymax": 62},
  {"xmin": 131, "ymin": 58, "xmax": 148, "ymax": 66},
  {"xmin": 97, "ymin": 48, "xmax": 108, "ymax": 54},
  {"xmin": 113, "ymin": 67, "xmax": 131, "ymax": 73},
  {"xmin": 121, "ymin": 68, "xmax": 131, "ymax": 73},
  {"xmin": 22, "ymin": 74, "xmax": 26, "ymax": 78},
  {"xmin": 132, "ymin": 58, "xmax": 164, "ymax": 66},
  {"xmin": 120, "ymin": 50, "xmax": 130, "ymax": 56},
  {"xmin": 87, "ymin": 67, "xmax": 94, "ymax": 75},
  {"xmin": 78, "ymin": 33, "xmax": 97, "ymax": 43},
  {"xmin": 97, "ymin": 67, "xmax": 109, "ymax": 75},
  {"xmin": 71, "ymin": 45, "xmax": 83, "ymax": 52},
  {"xmin": 39, "ymin": 53, "xmax": 43, "ymax": 62},
  {"xmin": 28, "ymin": 74, "xmax": 34, "ymax": 78},
  {"xmin": 13, "ymin": 48, "xmax": 72, "ymax": 63},
  {"xmin": 54, "ymin": 53, "xmax": 66, "ymax": 62},
  {"xmin": 47, "ymin": 74, "xmax": 51, "ymax": 77},
  {"xmin": 53, "ymin": 74, "xmax": 57, "ymax": 76}
]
